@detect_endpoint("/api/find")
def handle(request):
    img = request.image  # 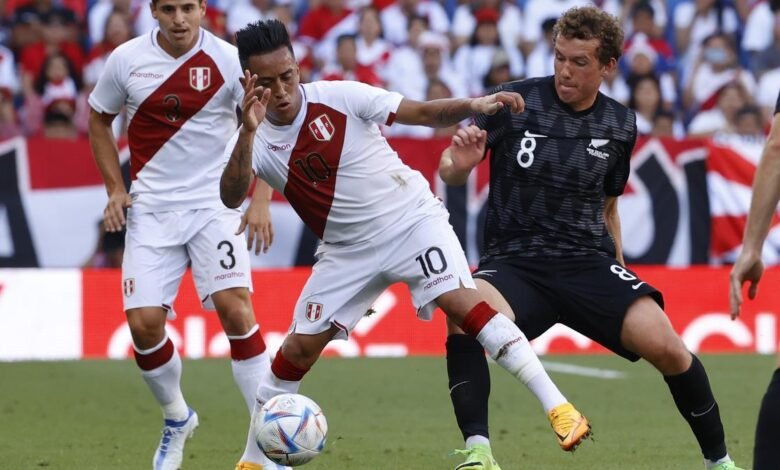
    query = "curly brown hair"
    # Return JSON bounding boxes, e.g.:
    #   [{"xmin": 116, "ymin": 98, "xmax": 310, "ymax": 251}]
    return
[{"xmin": 553, "ymin": 7, "xmax": 624, "ymax": 66}]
